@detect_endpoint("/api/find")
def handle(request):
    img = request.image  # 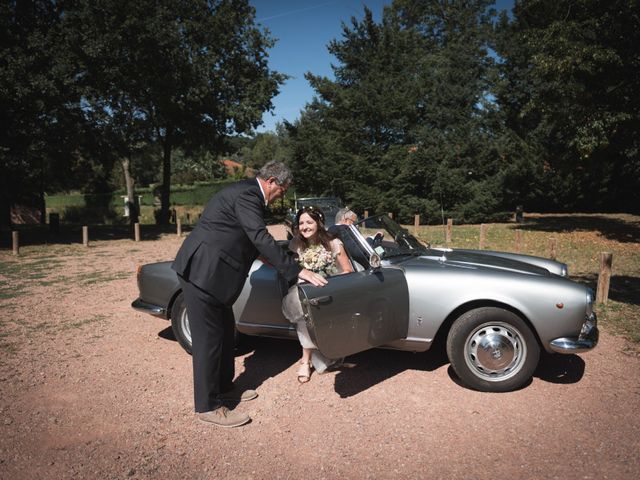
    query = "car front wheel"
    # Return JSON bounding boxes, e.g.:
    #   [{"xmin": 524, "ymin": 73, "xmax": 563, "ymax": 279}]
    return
[{"xmin": 446, "ymin": 307, "xmax": 540, "ymax": 392}]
